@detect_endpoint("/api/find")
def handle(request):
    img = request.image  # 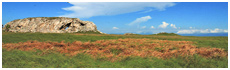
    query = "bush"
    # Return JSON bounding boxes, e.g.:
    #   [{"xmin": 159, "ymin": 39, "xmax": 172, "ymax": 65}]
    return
[
  {"xmin": 154, "ymin": 32, "xmax": 180, "ymax": 36},
  {"xmin": 76, "ymin": 31, "xmax": 102, "ymax": 34},
  {"xmin": 5, "ymin": 25, "xmax": 11, "ymax": 32}
]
